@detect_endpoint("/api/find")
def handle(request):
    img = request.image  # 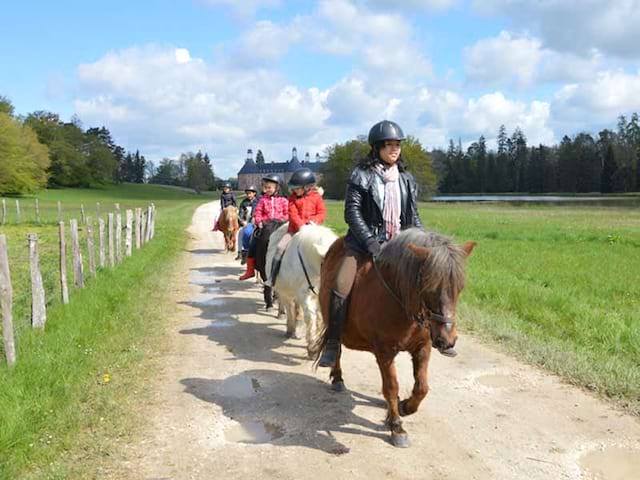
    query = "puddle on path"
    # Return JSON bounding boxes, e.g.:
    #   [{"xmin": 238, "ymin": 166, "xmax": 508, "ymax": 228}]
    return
[
  {"xmin": 189, "ymin": 272, "xmax": 216, "ymax": 286},
  {"xmin": 219, "ymin": 375, "xmax": 261, "ymax": 398},
  {"xmin": 191, "ymin": 295, "xmax": 231, "ymax": 307},
  {"xmin": 579, "ymin": 446, "xmax": 640, "ymax": 480},
  {"xmin": 209, "ymin": 319, "xmax": 237, "ymax": 328},
  {"xmin": 477, "ymin": 374, "xmax": 513, "ymax": 388},
  {"xmin": 224, "ymin": 421, "xmax": 285, "ymax": 444}
]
